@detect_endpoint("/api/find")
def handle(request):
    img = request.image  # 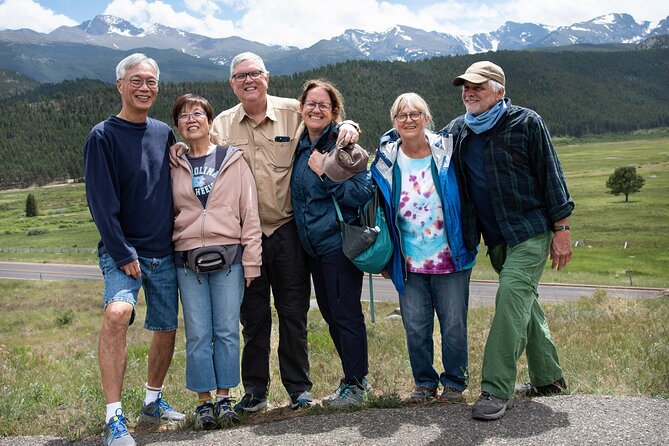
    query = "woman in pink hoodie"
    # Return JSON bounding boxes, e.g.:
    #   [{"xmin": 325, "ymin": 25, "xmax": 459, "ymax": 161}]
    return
[{"xmin": 171, "ymin": 94, "xmax": 261, "ymax": 429}]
